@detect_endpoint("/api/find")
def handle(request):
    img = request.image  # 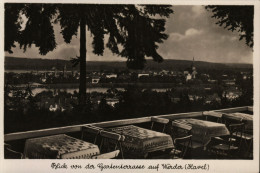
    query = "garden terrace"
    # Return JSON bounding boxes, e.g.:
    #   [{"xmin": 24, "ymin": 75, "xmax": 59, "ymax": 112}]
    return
[{"xmin": 4, "ymin": 106, "xmax": 253, "ymax": 159}]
